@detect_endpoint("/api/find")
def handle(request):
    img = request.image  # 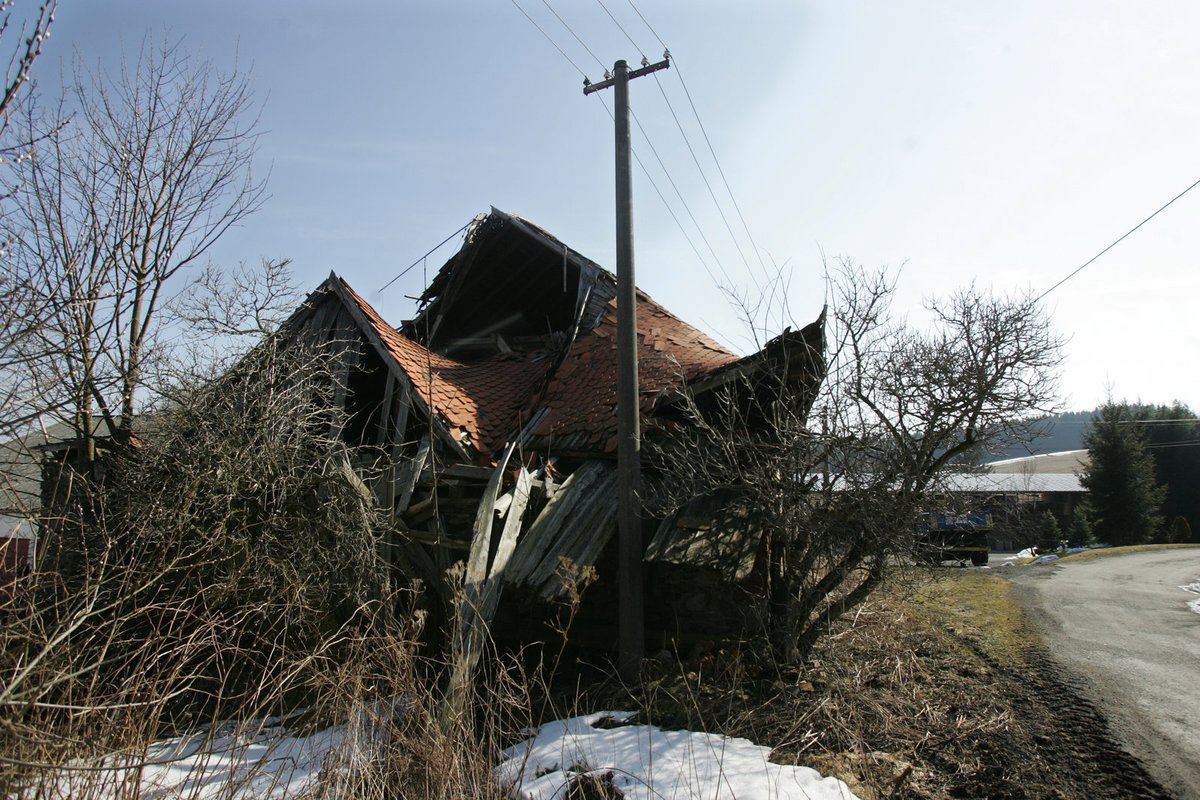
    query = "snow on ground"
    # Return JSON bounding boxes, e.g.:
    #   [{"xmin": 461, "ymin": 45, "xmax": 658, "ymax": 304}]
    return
[
  {"xmin": 28, "ymin": 722, "xmax": 341, "ymax": 799},
  {"xmin": 1181, "ymin": 580, "xmax": 1200, "ymax": 616},
  {"xmin": 22, "ymin": 702, "xmax": 399, "ymax": 800},
  {"xmin": 28, "ymin": 708, "xmax": 858, "ymax": 799},
  {"xmin": 496, "ymin": 711, "xmax": 859, "ymax": 800}
]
